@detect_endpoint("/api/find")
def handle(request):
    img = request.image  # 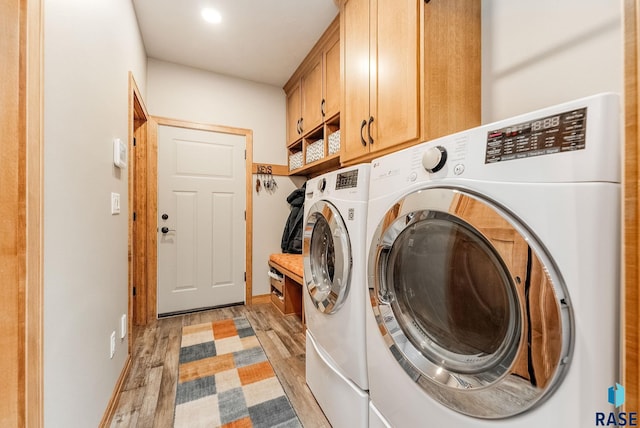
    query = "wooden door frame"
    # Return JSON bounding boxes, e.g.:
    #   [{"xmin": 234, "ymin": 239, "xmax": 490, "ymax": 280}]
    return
[
  {"xmin": 624, "ymin": 0, "xmax": 640, "ymax": 413},
  {"xmin": 128, "ymin": 73, "xmax": 150, "ymax": 332},
  {"xmin": 133, "ymin": 116, "xmax": 254, "ymax": 323},
  {"xmin": 1, "ymin": 0, "xmax": 43, "ymax": 426}
]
